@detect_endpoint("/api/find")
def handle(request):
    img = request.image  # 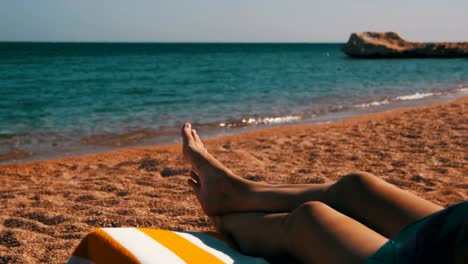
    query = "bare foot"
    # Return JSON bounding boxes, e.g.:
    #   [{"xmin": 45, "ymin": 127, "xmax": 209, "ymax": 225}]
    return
[{"xmin": 181, "ymin": 123, "xmax": 258, "ymax": 216}]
